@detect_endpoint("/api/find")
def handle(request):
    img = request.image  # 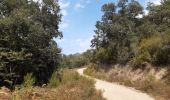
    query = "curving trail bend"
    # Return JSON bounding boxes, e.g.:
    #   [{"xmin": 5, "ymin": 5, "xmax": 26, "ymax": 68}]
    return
[{"xmin": 77, "ymin": 68, "xmax": 155, "ymax": 100}]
